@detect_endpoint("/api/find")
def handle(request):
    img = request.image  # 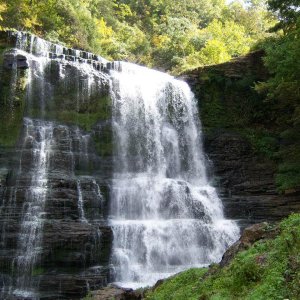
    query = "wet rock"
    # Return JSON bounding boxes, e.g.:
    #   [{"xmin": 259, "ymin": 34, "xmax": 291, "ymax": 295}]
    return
[
  {"xmin": 0, "ymin": 30, "xmax": 18, "ymax": 46},
  {"xmin": 81, "ymin": 51, "xmax": 88, "ymax": 59},
  {"xmin": 3, "ymin": 52, "xmax": 29, "ymax": 69},
  {"xmin": 0, "ymin": 168, "xmax": 8, "ymax": 187},
  {"xmin": 203, "ymin": 131, "xmax": 300, "ymax": 228},
  {"xmin": 0, "ymin": 121, "xmax": 113, "ymax": 299},
  {"xmin": 48, "ymin": 52, "xmax": 57, "ymax": 59},
  {"xmin": 39, "ymin": 273, "xmax": 109, "ymax": 299},
  {"xmin": 182, "ymin": 50, "xmax": 268, "ymax": 82},
  {"xmin": 65, "ymin": 55, "xmax": 75, "ymax": 62},
  {"xmin": 91, "ymin": 285, "xmax": 143, "ymax": 300},
  {"xmin": 220, "ymin": 222, "xmax": 279, "ymax": 267},
  {"xmin": 183, "ymin": 51, "xmax": 300, "ymax": 228}
]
